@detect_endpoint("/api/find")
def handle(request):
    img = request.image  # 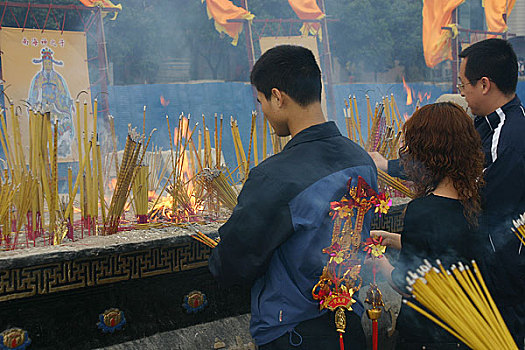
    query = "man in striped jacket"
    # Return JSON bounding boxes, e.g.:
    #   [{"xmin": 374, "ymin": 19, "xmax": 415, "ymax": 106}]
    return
[
  {"xmin": 458, "ymin": 38, "xmax": 525, "ymax": 345},
  {"xmin": 371, "ymin": 38, "xmax": 525, "ymax": 345}
]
